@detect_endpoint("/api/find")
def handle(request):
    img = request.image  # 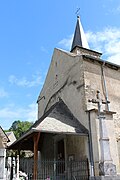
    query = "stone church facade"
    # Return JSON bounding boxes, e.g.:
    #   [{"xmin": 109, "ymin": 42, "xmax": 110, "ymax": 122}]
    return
[
  {"xmin": 8, "ymin": 16, "xmax": 120, "ymax": 180},
  {"xmin": 37, "ymin": 16, "xmax": 120, "ymax": 179}
]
